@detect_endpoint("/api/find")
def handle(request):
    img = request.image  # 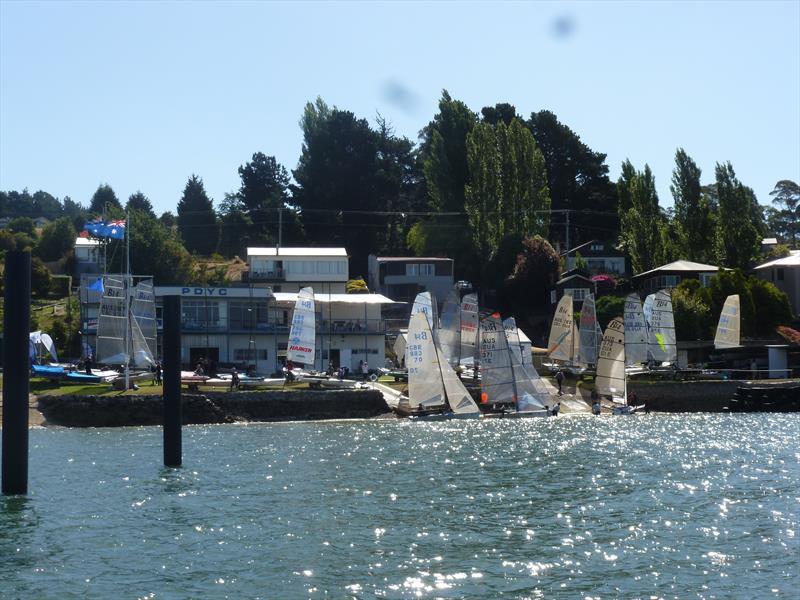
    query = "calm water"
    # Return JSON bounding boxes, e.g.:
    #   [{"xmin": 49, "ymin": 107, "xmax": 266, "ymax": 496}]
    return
[{"xmin": 1, "ymin": 415, "xmax": 798, "ymax": 599}]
